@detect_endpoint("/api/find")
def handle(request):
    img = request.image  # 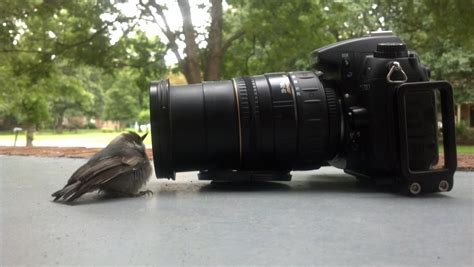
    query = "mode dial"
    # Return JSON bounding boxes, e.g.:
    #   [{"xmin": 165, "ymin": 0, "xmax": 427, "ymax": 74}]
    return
[{"xmin": 374, "ymin": 43, "xmax": 408, "ymax": 58}]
